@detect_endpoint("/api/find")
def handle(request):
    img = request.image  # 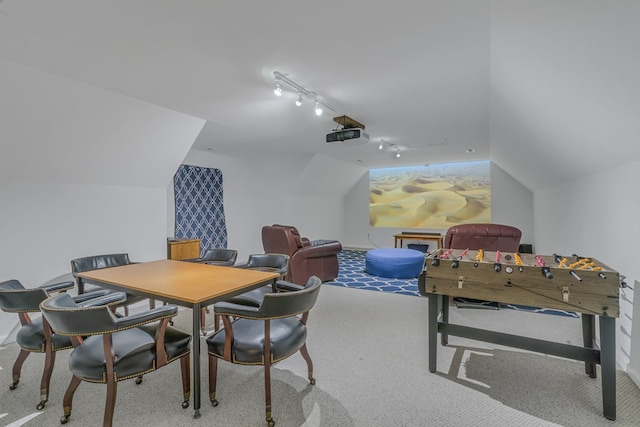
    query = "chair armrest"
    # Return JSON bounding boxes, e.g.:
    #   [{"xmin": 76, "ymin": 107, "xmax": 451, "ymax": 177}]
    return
[
  {"xmin": 74, "ymin": 291, "xmax": 127, "ymax": 308},
  {"xmin": 275, "ymin": 280, "xmax": 304, "ymax": 292},
  {"xmin": 214, "ymin": 301, "xmax": 260, "ymax": 318},
  {"xmin": 234, "ymin": 262, "xmax": 249, "ymax": 269},
  {"xmin": 114, "ymin": 305, "xmax": 179, "ymax": 329},
  {"xmin": 181, "ymin": 257, "xmax": 203, "ymax": 263},
  {"xmin": 295, "ymin": 241, "xmax": 342, "ymax": 259},
  {"xmin": 39, "ymin": 281, "xmax": 75, "ymax": 293}
]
